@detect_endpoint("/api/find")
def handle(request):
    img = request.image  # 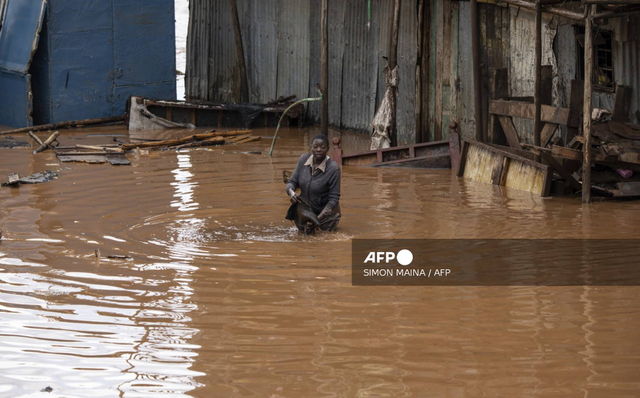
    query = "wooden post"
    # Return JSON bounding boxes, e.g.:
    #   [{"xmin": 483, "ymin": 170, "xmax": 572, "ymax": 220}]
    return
[
  {"xmin": 229, "ymin": 0, "xmax": 250, "ymax": 103},
  {"xmin": 470, "ymin": 0, "xmax": 483, "ymax": 142},
  {"xmin": 332, "ymin": 137, "xmax": 343, "ymax": 166},
  {"xmin": 582, "ymin": 6, "xmax": 595, "ymax": 204},
  {"xmin": 320, "ymin": 0, "xmax": 329, "ymax": 136},
  {"xmin": 415, "ymin": 0, "xmax": 424, "ymax": 143},
  {"xmin": 449, "ymin": 122, "xmax": 461, "ymax": 174},
  {"xmin": 533, "ymin": 0, "xmax": 543, "ymax": 162},
  {"xmin": 388, "ymin": 0, "xmax": 401, "ymax": 146}
]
